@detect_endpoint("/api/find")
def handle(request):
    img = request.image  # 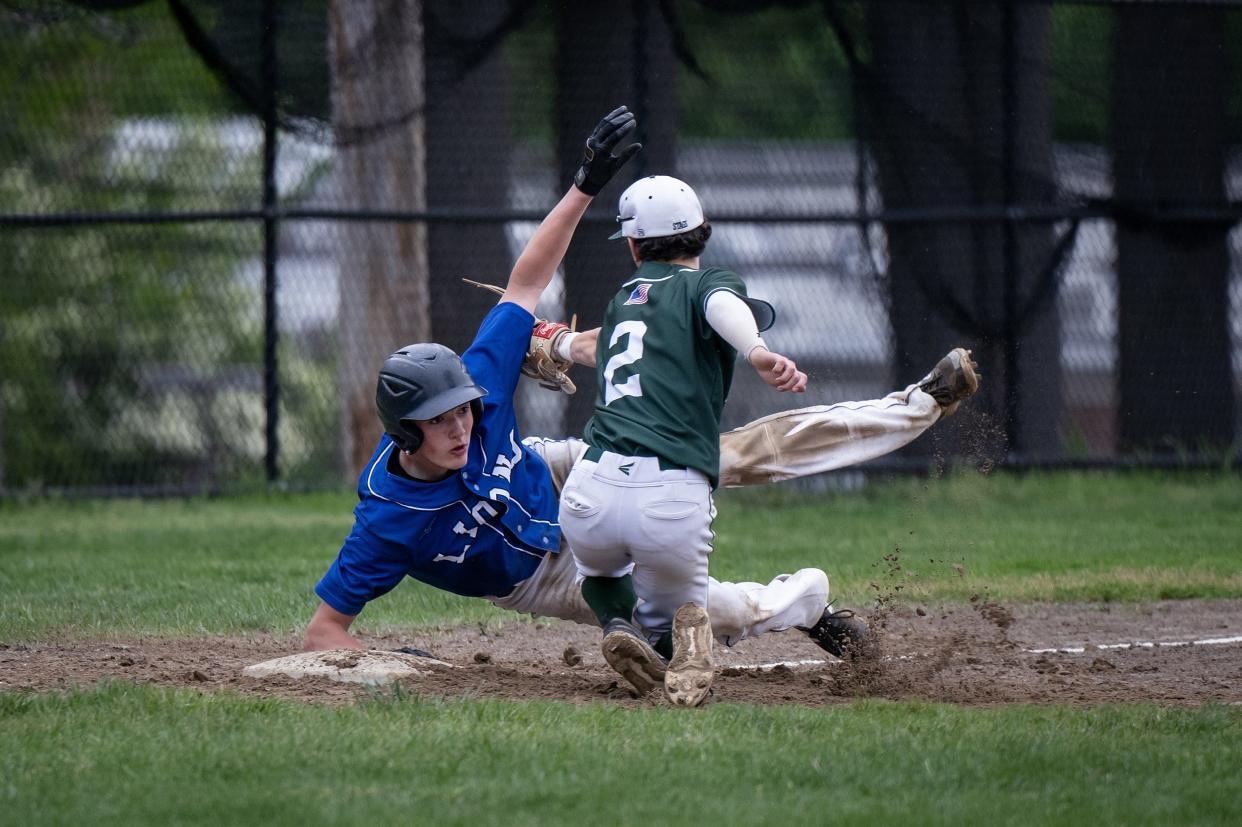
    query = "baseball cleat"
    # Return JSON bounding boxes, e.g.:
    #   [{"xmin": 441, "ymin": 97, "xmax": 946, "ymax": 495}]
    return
[
  {"xmin": 664, "ymin": 603, "xmax": 715, "ymax": 707},
  {"xmin": 800, "ymin": 606, "xmax": 875, "ymax": 660},
  {"xmin": 601, "ymin": 618, "xmax": 667, "ymax": 696},
  {"xmin": 918, "ymin": 347, "xmax": 981, "ymax": 417}
]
